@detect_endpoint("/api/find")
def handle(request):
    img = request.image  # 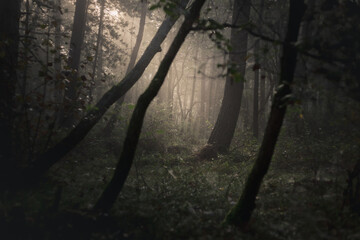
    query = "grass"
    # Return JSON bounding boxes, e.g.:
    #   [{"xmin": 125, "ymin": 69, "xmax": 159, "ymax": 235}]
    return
[{"xmin": 1, "ymin": 123, "xmax": 360, "ymax": 239}]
